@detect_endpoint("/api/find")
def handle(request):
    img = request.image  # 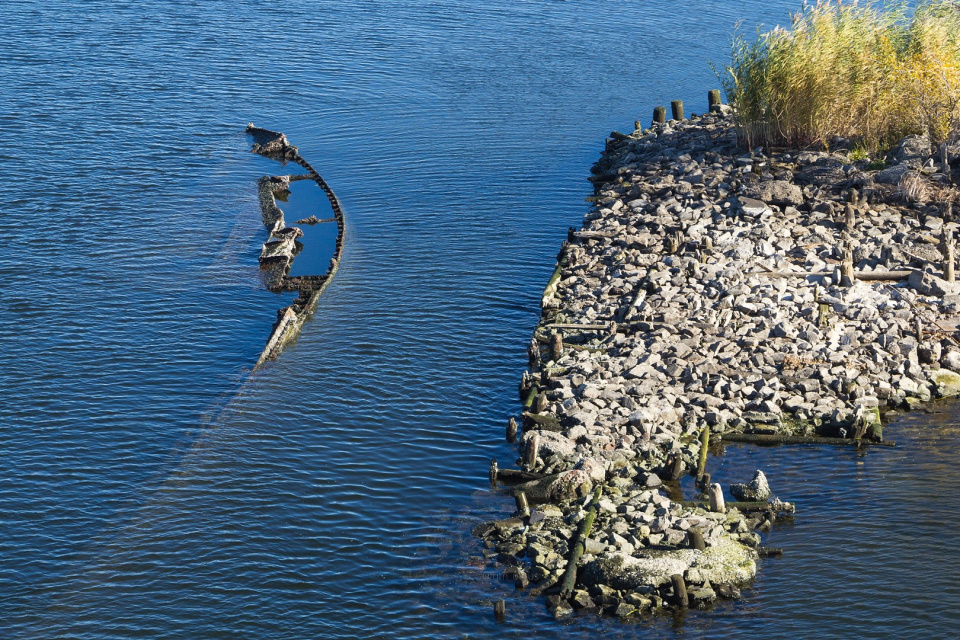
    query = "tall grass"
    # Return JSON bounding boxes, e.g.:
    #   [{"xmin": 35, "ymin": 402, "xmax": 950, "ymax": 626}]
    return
[{"xmin": 722, "ymin": 0, "xmax": 960, "ymax": 151}]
